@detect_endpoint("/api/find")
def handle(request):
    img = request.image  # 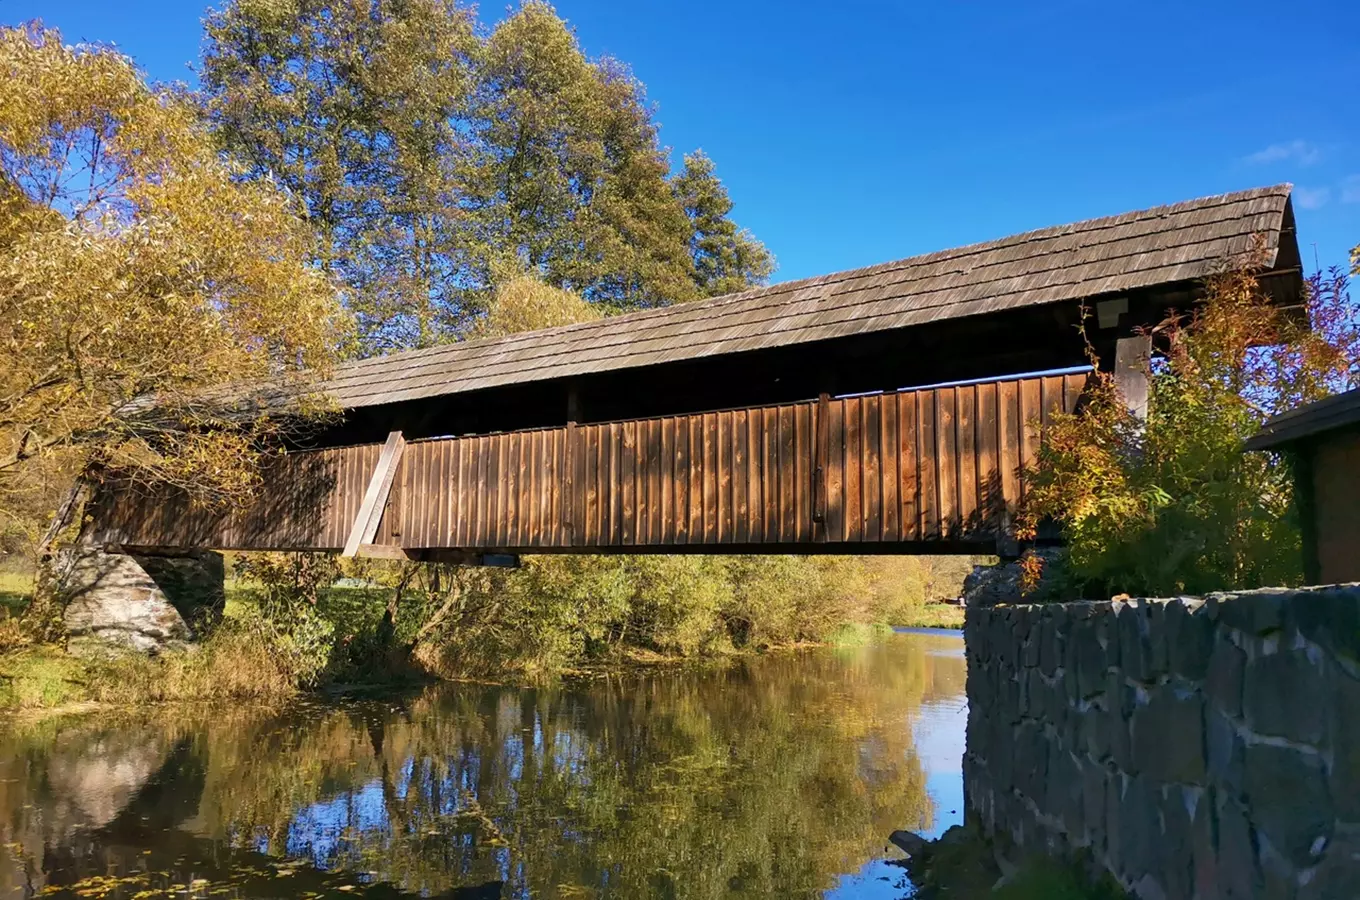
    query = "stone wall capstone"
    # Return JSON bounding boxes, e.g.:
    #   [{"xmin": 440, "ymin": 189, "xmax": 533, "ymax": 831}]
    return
[{"xmin": 964, "ymin": 587, "xmax": 1360, "ymax": 900}]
